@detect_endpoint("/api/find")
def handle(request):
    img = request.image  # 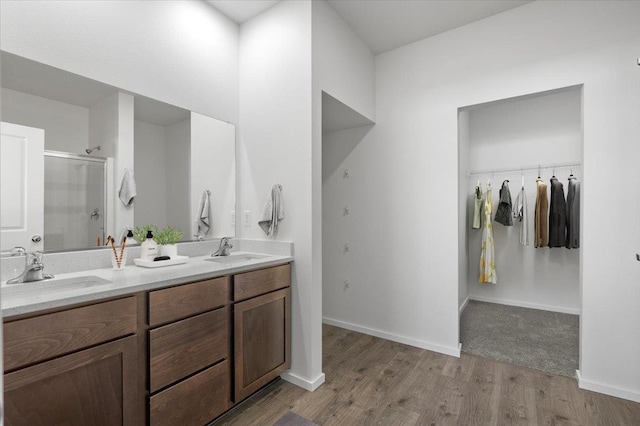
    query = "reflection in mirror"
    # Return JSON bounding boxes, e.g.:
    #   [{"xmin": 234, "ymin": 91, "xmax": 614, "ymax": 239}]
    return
[
  {"xmin": 0, "ymin": 51, "xmax": 236, "ymax": 252},
  {"xmin": 44, "ymin": 151, "xmax": 108, "ymax": 251}
]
